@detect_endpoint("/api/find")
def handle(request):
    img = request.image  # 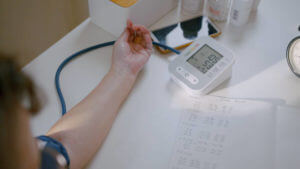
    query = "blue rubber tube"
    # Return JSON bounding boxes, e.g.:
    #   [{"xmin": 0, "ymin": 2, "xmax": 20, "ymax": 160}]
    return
[{"xmin": 55, "ymin": 41, "xmax": 180, "ymax": 115}]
